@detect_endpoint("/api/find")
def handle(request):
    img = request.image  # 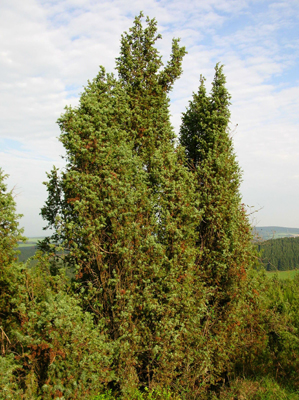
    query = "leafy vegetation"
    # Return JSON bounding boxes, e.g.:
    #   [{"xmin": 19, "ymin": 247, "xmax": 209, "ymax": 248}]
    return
[
  {"xmin": 1, "ymin": 13, "xmax": 299, "ymax": 400},
  {"xmin": 179, "ymin": 65, "xmax": 261, "ymax": 393},
  {"xmin": 218, "ymin": 376, "xmax": 299, "ymax": 400}
]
